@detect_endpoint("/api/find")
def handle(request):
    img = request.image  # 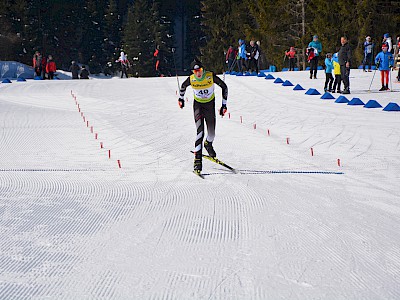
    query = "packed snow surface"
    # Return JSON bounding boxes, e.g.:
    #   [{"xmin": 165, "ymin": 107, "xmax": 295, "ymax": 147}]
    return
[{"xmin": 1, "ymin": 70, "xmax": 399, "ymax": 299}]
